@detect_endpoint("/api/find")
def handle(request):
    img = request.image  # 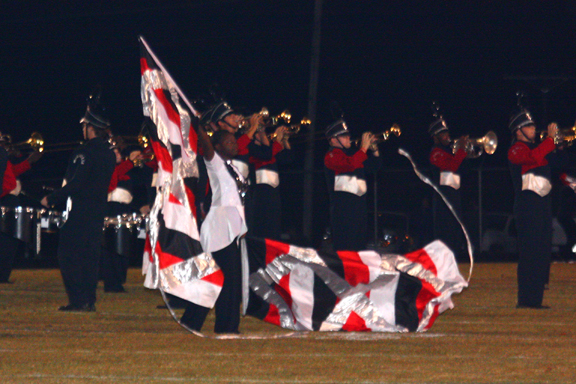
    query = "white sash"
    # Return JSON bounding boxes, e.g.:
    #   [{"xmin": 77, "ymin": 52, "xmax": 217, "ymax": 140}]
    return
[
  {"xmin": 334, "ymin": 175, "xmax": 367, "ymax": 196},
  {"xmin": 522, "ymin": 173, "xmax": 552, "ymax": 197},
  {"xmin": 256, "ymin": 169, "xmax": 280, "ymax": 188},
  {"xmin": 440, "ymin": 171, "xmax": 461, "ymax": 190}
]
